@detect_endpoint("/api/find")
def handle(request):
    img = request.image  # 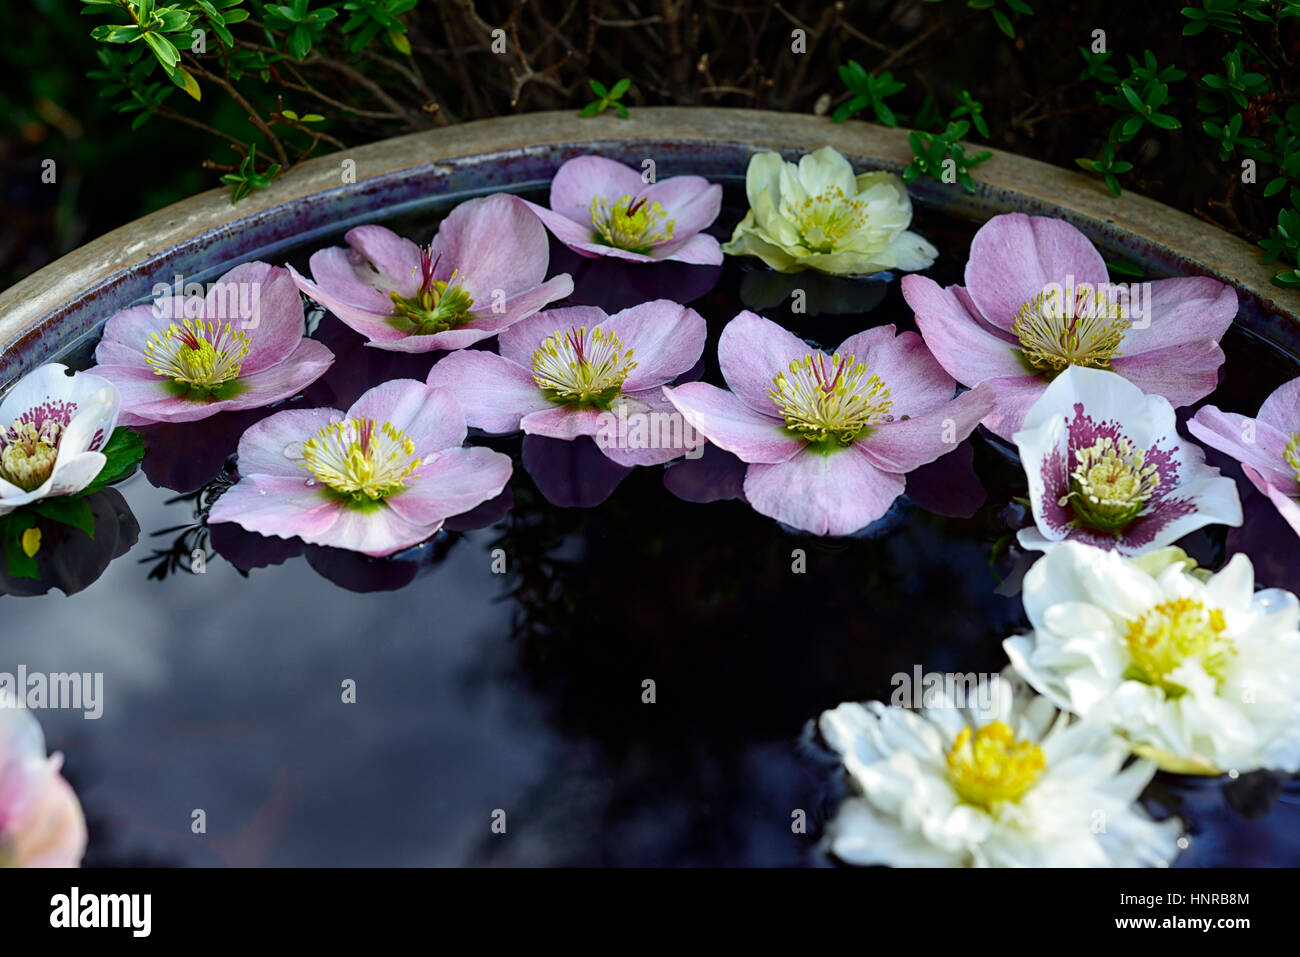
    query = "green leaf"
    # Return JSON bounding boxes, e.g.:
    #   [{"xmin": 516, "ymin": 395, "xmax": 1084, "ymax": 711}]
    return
[
  {"xmin": 30, "ymin": 498, "xmax": 96, "ymax": 538},
  {"xmin": 610, "ymin": 77, "xmax": 631, "ymax": 98},
  {"xmin": 589, "ymin": 78, "xmax": 608, "ymax": 97},
  {"xmin": 387, "ymin": 28, "xmax": 411, "ymax": 55},
  {"xmin": 171, "ymin": 65, "xmax": 201, "ymax": 100},
  {"xmin": 579, "ymin": 101, "xmax": 603, "ymax": 118},
  {"xmin": 0, "ymin": 512, "xmax": 40, "ymax": 579},
  {"xmin": 143, "ymin": 32, "xmax": 180, "ymax": 71},
  {"xmin": 991, "ymin": 8, "xmax": 1014, "ymax": 37},
  {"xmin": 82, "ymin": 427, "xmax": 146, "ymax": 493}
]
